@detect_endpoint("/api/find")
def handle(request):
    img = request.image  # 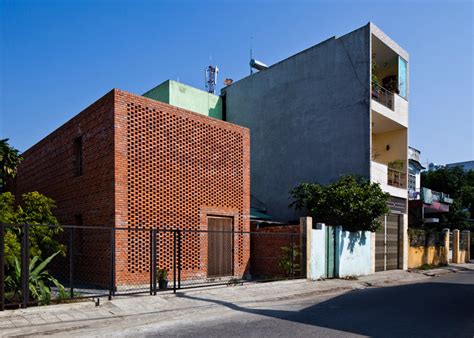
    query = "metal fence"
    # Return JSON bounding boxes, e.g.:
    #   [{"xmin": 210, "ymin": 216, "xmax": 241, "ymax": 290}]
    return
[
  {"xmin": 0, "ymin": 224, "xmax": 305, "ymax": 310},
  {"xmin": 372, "ymin": 82, "xmax": 394, "ymax": 110}
]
